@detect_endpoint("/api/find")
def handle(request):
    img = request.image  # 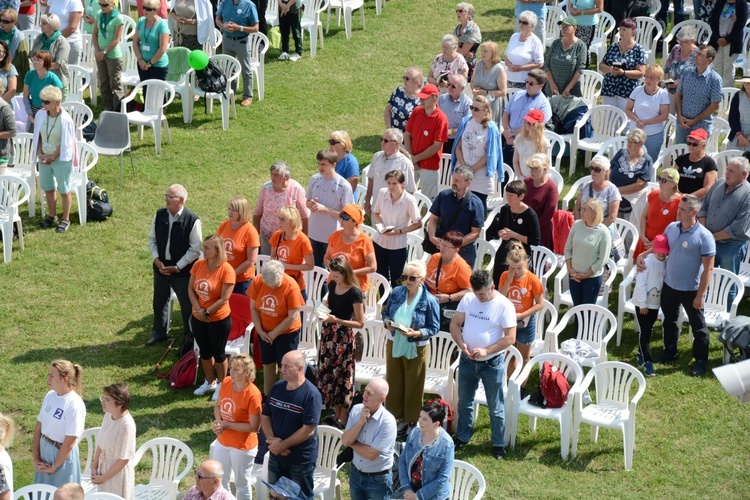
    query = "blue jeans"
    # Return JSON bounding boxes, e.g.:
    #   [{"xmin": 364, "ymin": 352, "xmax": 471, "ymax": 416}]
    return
[
  {"xmin": 459, "ymin": 243, "xmax": 477, "ymax": 269},
  {"xmin": 714, "ymin": 239, "xmax": 747, "ymax": 309},
  {"xmin": 268, "ymin": 455, "xmax": 316, "ymax": 500},
  {"xmin": 644, "ymin": 130, "xmax": 664, "ymax": 164},
  {"xmin": 349, "ymin": 468, "xmax": 393, "ymax": 500},
  {"xmin": 456, "ymin": 352, "xmax": 506, "ymax": 447},
  {"xmin": 568, "ymin": 275, "xmax": 603, "ymax": 306}
]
